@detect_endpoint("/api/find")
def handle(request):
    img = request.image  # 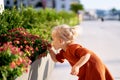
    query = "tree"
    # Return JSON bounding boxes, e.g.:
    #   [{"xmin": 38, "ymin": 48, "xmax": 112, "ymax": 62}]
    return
[
  {"xmin": 110, "ymin": 8, "xmax": 117, "ymax": 15},
  {"xmin": 70, "ymin": 3, "xmax": 84, "ymax": 13}
]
